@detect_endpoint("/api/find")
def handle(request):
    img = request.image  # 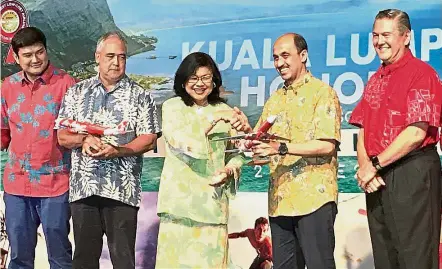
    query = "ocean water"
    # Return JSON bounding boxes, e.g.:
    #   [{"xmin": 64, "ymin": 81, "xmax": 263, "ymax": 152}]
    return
[
  {"xmin": 140, "ymin": 156, "xmax": 362, "ymax": 192},
  {"xmin": 0, "ymin": 151, "xmax": 361, "ymax": 192}
]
